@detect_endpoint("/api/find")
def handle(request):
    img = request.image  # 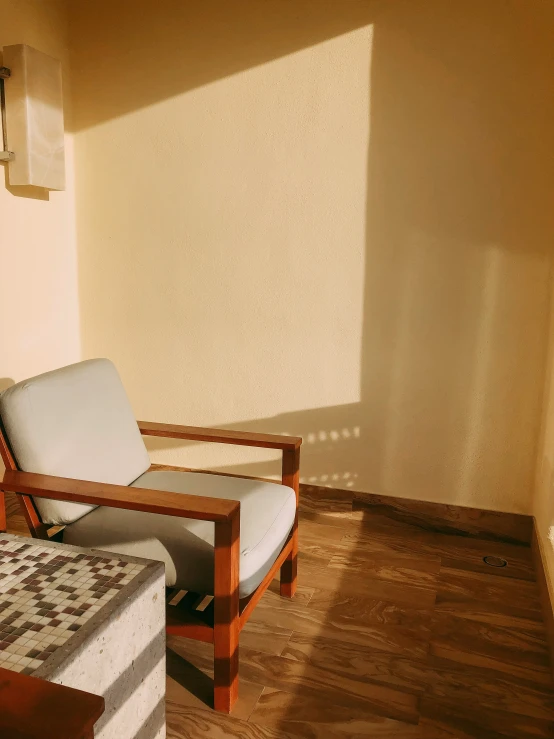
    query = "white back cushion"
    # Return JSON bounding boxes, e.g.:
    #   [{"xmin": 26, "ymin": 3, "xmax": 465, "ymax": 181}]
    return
[{"xmin": 0, "ymin": 359, "xmax": 150, "ymax": 525}]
